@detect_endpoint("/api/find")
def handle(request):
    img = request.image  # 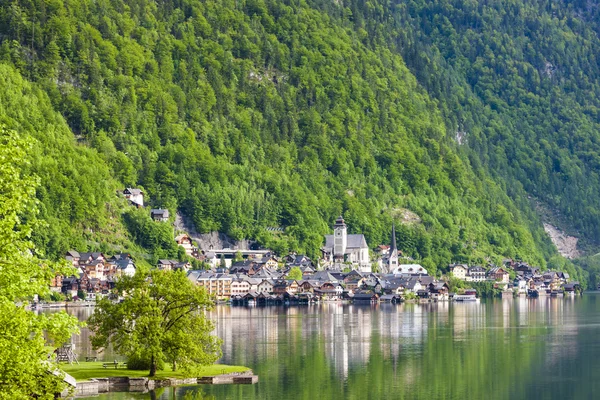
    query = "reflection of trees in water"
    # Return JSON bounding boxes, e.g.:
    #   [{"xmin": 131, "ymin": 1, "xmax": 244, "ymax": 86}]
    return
[{"xmin": 61, "ymin": 296, "xmax": 600, "ymax": 399}]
